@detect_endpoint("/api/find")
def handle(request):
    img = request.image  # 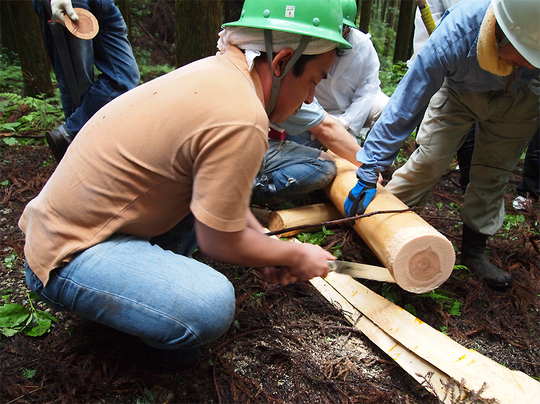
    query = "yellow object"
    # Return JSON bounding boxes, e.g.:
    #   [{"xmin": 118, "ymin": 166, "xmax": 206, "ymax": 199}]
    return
[
  {"xmin": 477, "ymin": 4, "xmax": 513, "ymax": 76},
  {"xmin": 418, "ymin": 2, "xmax": 436, "ymax": 35}
]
